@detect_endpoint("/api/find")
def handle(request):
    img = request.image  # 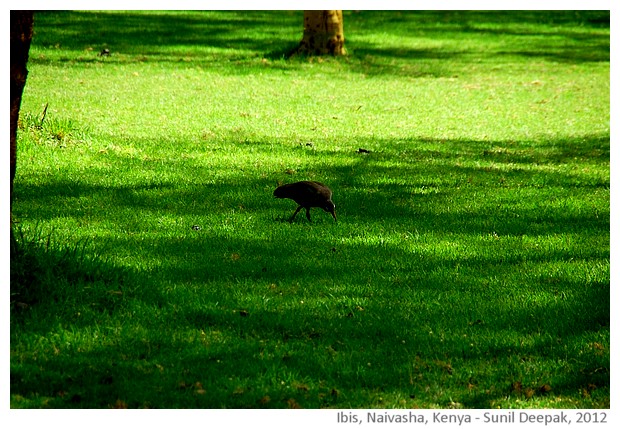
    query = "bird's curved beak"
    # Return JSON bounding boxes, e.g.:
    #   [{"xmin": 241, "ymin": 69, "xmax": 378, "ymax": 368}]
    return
[{"xmin": 331, "ymin": 210, "xmax": 337, "ymax": 222}]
